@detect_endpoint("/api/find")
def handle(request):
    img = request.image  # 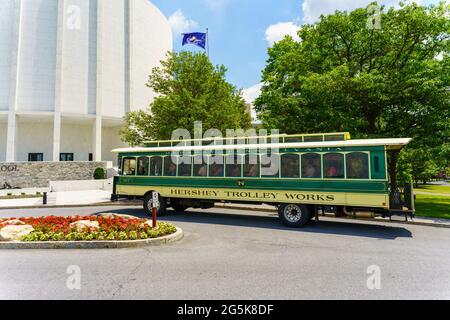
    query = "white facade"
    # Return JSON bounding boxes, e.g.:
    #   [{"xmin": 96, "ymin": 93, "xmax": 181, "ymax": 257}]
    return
[{"xmin": 0, "ymin": 0, "xmax": 172, "ymax": 163}]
